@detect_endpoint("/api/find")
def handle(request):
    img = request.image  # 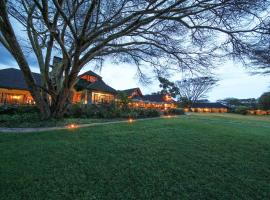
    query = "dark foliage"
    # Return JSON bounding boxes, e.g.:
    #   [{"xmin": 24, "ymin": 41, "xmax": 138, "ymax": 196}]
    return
[
  {"xmin": 176, "ymin": 76, "xmax": 218, "ymax": 106},
  {"xmin": 66, "ymin": 103, "xmax": 161, "ymax": 119},
  {"xmin": 0, "ymin": 104, "xmax": 39, "ymax": 115},
  {"xmin": 158, "ymin": 77, "xmax": 179, "ymax": 98},
  {"xmin": 217, "ymin": 98, "xmax": 258, "ymax": 109},
  {"xmin": 231, "ymin": 106, "xmax": 249, "ymax": 115},
  {"xmin": 258, "ymin": 92, "xmax": 270, "ymax": 110},
  {"xmin": 164, "ymin": 108, "xmax": 185, "ymax": 116},
  {"xmin": 1, "ymin": 0, "xmax": 269, "ymax": 118}
]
